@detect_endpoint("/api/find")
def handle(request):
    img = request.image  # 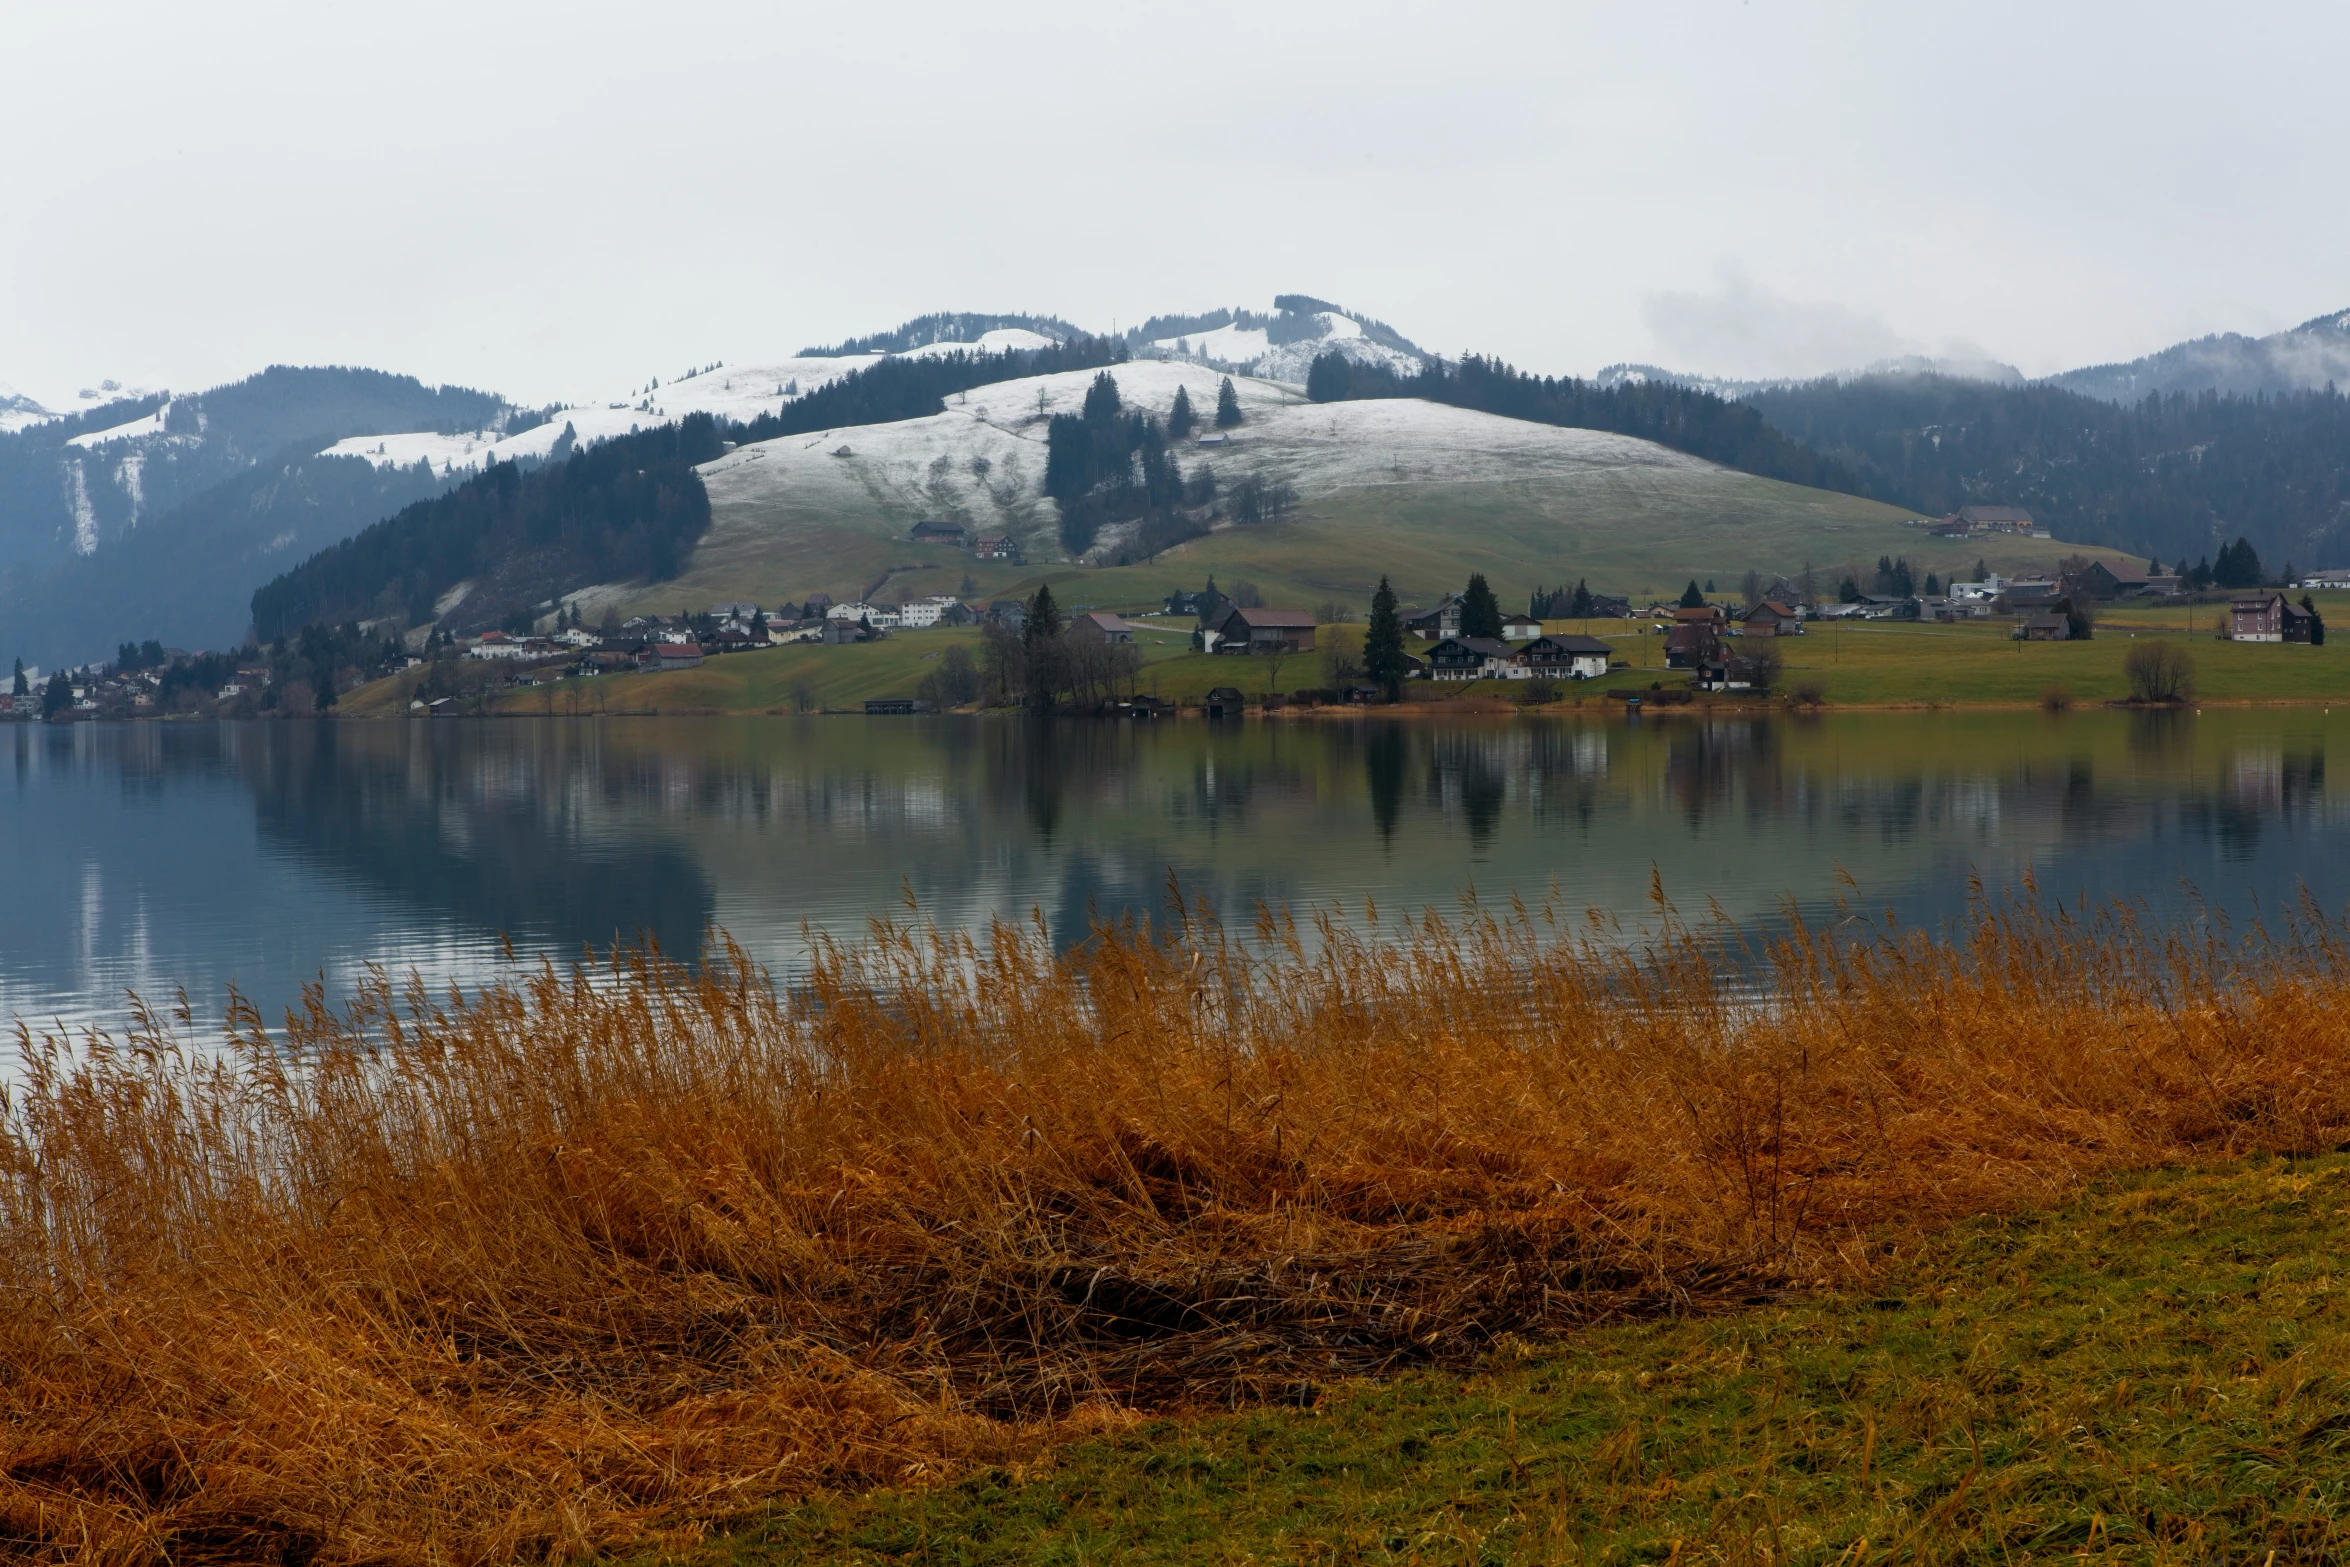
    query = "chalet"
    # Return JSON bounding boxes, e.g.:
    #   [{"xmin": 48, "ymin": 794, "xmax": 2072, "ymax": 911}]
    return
[
  {"xmin": 864, "ymin": 697, "xmax": 919, "ymax": 714},
  {"xmin": 637, "ymin": 643, "xmax": 705, "ymax": 670},
  {"xmin": 1164, "ymin": 588, "xmax": 1212, "ymax": 616},
  {"xmin": 1070, "ymin": 610, "xmax": 1135, "ymax": 644},
  {"xmin": 1204, "ymin": 685, "xmax": 1246, "ymax": 717},
  {"xmin": 987, "ymin": 600, "xmax": 1028, "ymax": 631},
  {"xmin": 910, "ymin": 519, "xmax": 966, "ymax": 545},
  {"xmin": 2015, "ymin": 612, "xmax": 2071, "ymax": 642},
  {"xmin": 971, "ymin": 534, "xmax": 1019, "ymax": 560},
  {"xmin": 1500, "ymin": 612, "xmax": 1544, "ymax": 641},
  {"xmin": 1207, "ymin": 605, "xmax": 1316, "ymax": 653},
  {"xmin": 820, "ymin": 618, "xmax": 868, "ymax": 645},
  {"xmin": 1664, "ymin": 619, "xmax": 1722, "ymax": 669},
  {"xmin": 1403, "ymin": 595, "xmax": 1462, "ymax": 640},
  {"xmin": 803, "ymin": 592, "xmax": 835, "ymax": 616},
  {"xmin": 2229, "ymin": 592, "xmax": 2315, "ymax": 643},
  {"xmin": 1584, "ymin": 594, "xmax": 1635, "ymax": 619},
  {"xmin": 1741, "ymin": 600, "xmax": 1802, "ymax": 637},
  {"xmin": 1515, "ymin": 634, "xmax": 1613, "ymax": 680},
  {"xmin": 1425, "ymin": 636, "xmax": 1516, "ymax": 681}
]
